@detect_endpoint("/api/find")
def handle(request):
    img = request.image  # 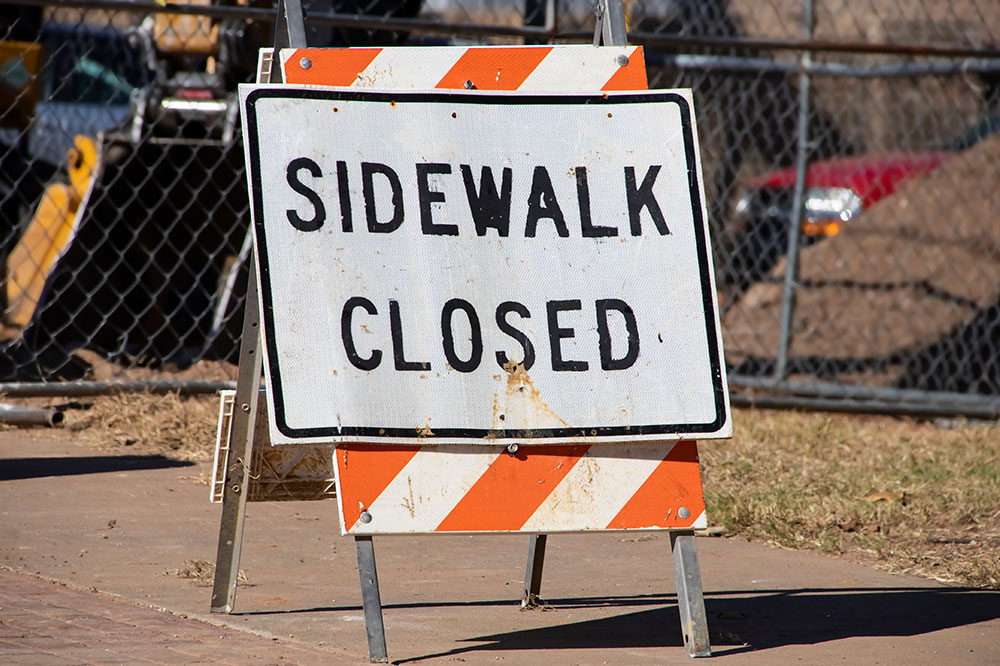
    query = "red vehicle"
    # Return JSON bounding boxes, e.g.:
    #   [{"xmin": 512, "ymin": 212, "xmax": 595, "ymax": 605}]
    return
[{"xmin": 721, "ymin": 114, "xmax": 1000, "ymax": 297}]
